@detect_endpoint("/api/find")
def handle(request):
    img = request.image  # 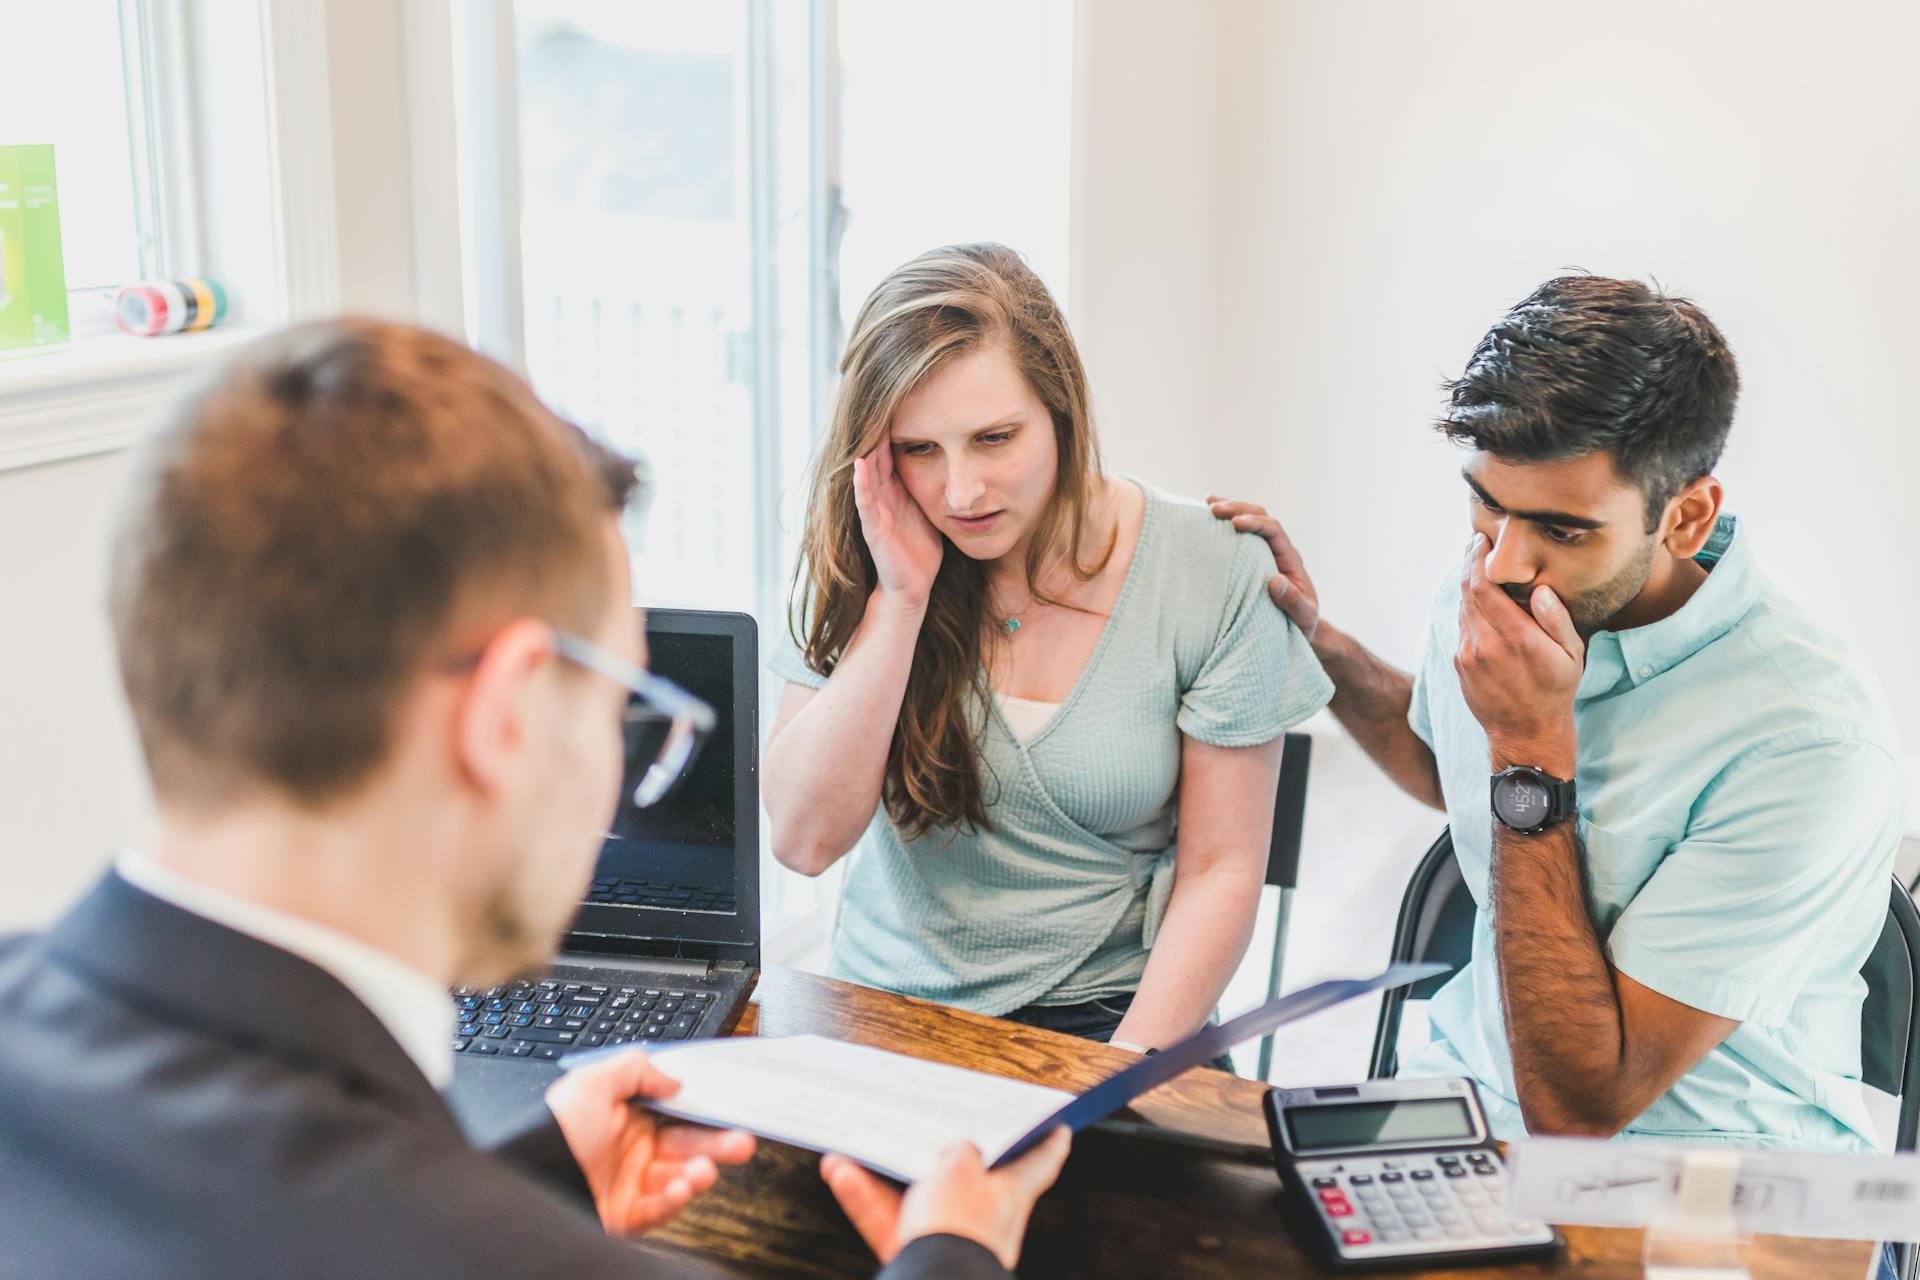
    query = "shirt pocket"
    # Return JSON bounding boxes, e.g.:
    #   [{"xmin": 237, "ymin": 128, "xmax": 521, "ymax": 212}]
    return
[{"xmin": 1576, "ymin": 819, "xmax": 1671, "ymax": 935}]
